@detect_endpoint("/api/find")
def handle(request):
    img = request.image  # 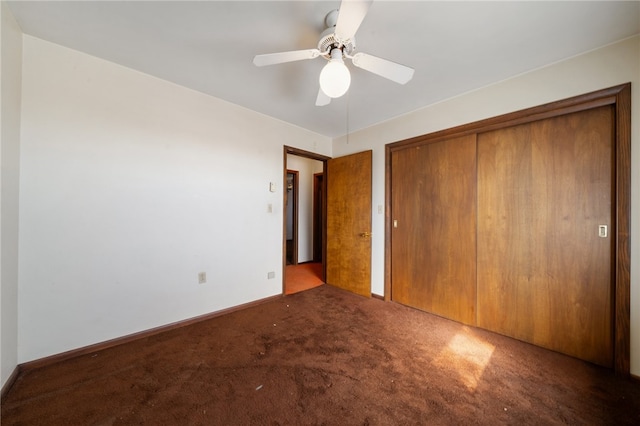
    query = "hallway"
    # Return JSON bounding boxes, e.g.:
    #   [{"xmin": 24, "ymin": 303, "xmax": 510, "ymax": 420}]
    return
[{"xmin": 284, "ymin": 262, "xmax": 323, "ymax": 295}]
